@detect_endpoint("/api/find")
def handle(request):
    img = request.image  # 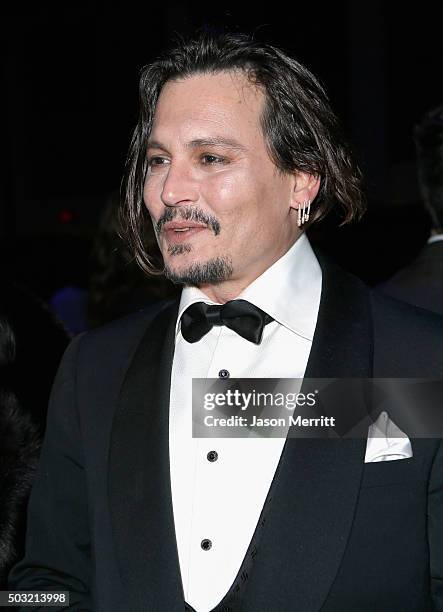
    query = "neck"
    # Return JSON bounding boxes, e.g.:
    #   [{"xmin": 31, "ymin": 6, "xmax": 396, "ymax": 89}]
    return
[{"xmin": 196, "ymin": 280, "xmax": 252, "ymax": 304}]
